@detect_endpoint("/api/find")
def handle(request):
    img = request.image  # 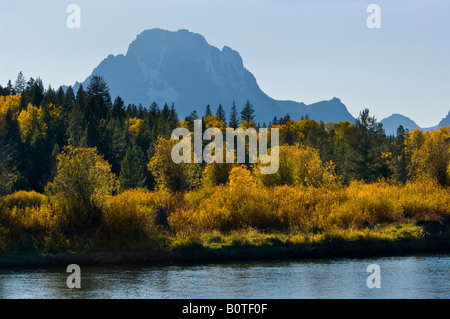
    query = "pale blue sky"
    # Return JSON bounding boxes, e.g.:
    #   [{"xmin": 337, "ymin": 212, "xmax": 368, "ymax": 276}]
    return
[{"xmin": 1, "ymin": 0, "xmax": 449, "ymax": 126}]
